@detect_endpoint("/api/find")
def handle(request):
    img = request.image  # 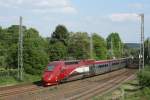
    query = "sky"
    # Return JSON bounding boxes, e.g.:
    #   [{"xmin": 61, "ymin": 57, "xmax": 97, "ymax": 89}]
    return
[{"xmin": 0, "ymin": 0, "xmax": 149, "ymax": 43}]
